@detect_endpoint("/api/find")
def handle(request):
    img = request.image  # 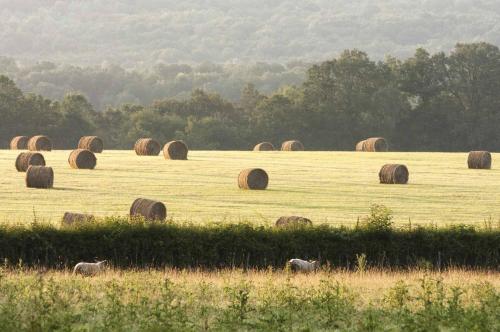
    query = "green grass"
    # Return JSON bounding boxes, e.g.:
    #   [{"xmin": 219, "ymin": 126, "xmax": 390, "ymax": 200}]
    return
[
  {"xmin": 0, "ymin": 268, "xmax": 498, "ymax": 331},
  {"xmin": 1, "ymin": 150, "xmax": 500, "ymax": 225}
]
